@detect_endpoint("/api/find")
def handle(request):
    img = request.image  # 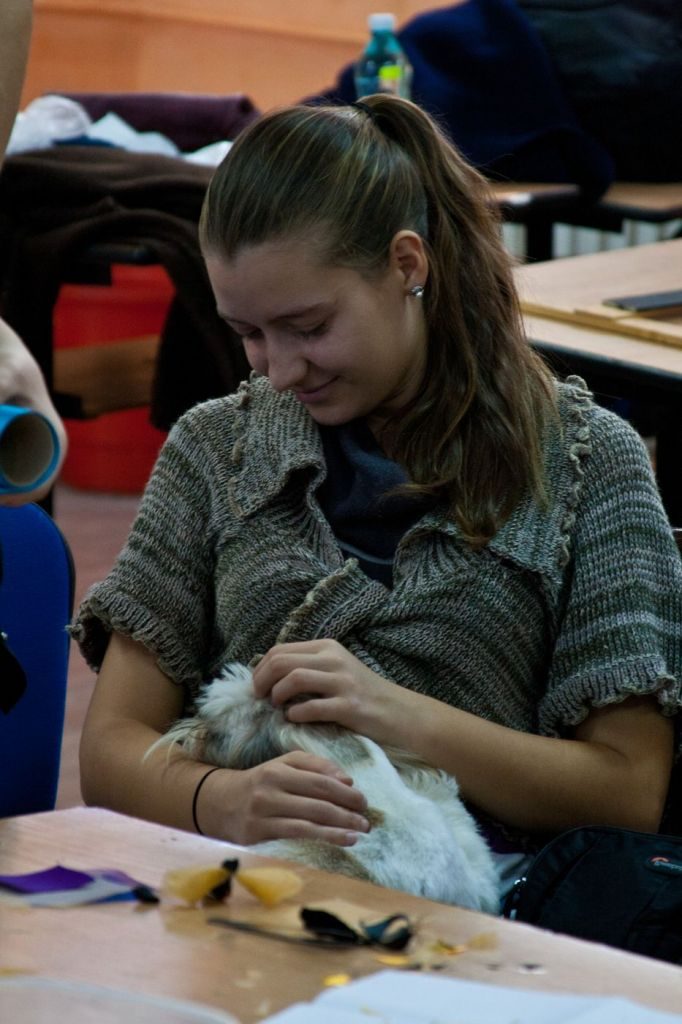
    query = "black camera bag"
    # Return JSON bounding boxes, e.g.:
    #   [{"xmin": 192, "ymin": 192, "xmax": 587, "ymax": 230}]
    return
[{"xmin": 503, "ymin": 825, "xmax": 682, "ymax": 964}]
